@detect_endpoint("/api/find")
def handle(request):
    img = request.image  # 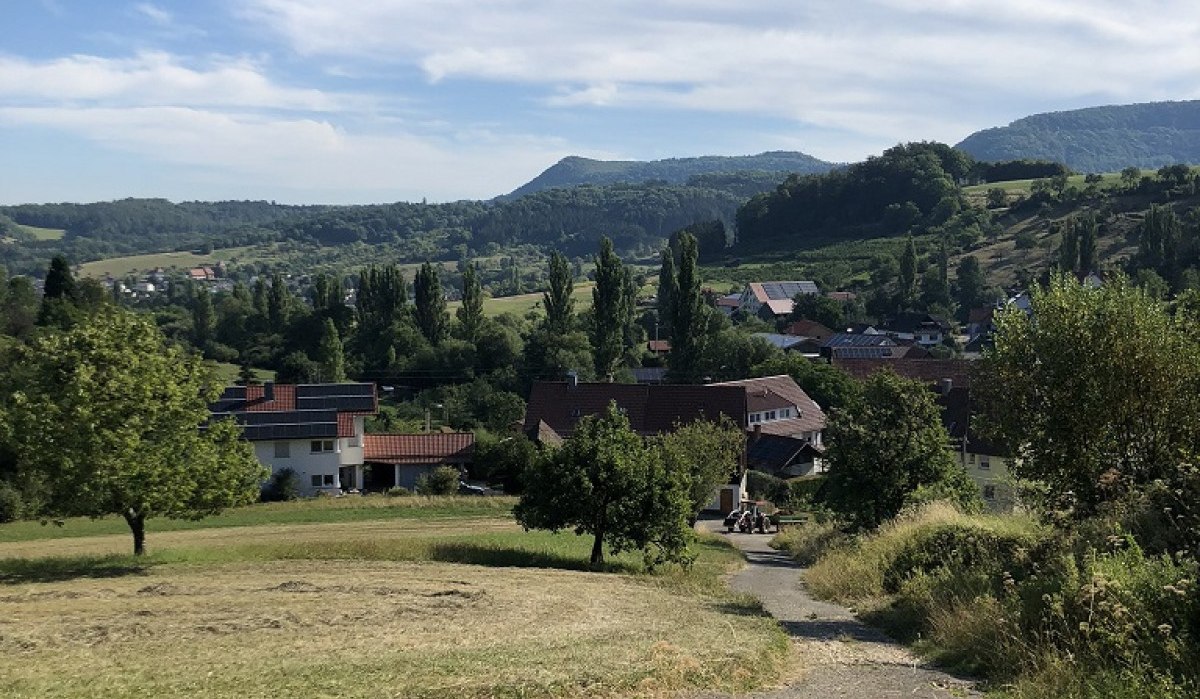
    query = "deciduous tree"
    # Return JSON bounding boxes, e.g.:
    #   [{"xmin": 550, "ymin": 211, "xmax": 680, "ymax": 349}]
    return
[
  {"xmin": 7, "ymin": 310, "xmax": 265, "ymax": 555},
  {"xmin": 414, "ymin": 262, "xmax": 448, "ymax": 346},
  {"xmin": 456, "ymin": 262, "xmax": 484, "ymax": 342}
]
